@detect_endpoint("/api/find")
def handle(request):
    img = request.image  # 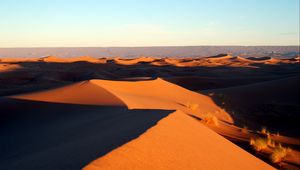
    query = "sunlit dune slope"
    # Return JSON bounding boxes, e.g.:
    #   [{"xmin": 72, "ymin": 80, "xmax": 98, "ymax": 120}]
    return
[
  {"xmin": 11, "ymin": 81, "xmax": 125, "ymax": 106},
  {"xmin": 11, "ymin": 78, "xmax": 232, "ymax": 123},
  {"xmin": 113, "ymin": 57, "xmax": 156, "ymax": 65},
  {"xmin": 84, "ymin": 110, "xmax": 274, "ymax": 170},
  {"xmin": 0, "ymin": 63, "xmax": 22, "ymax": 72},
  {"xmin": 41, "ymin": 56, "xmax": 107, "ymax": 63}
]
